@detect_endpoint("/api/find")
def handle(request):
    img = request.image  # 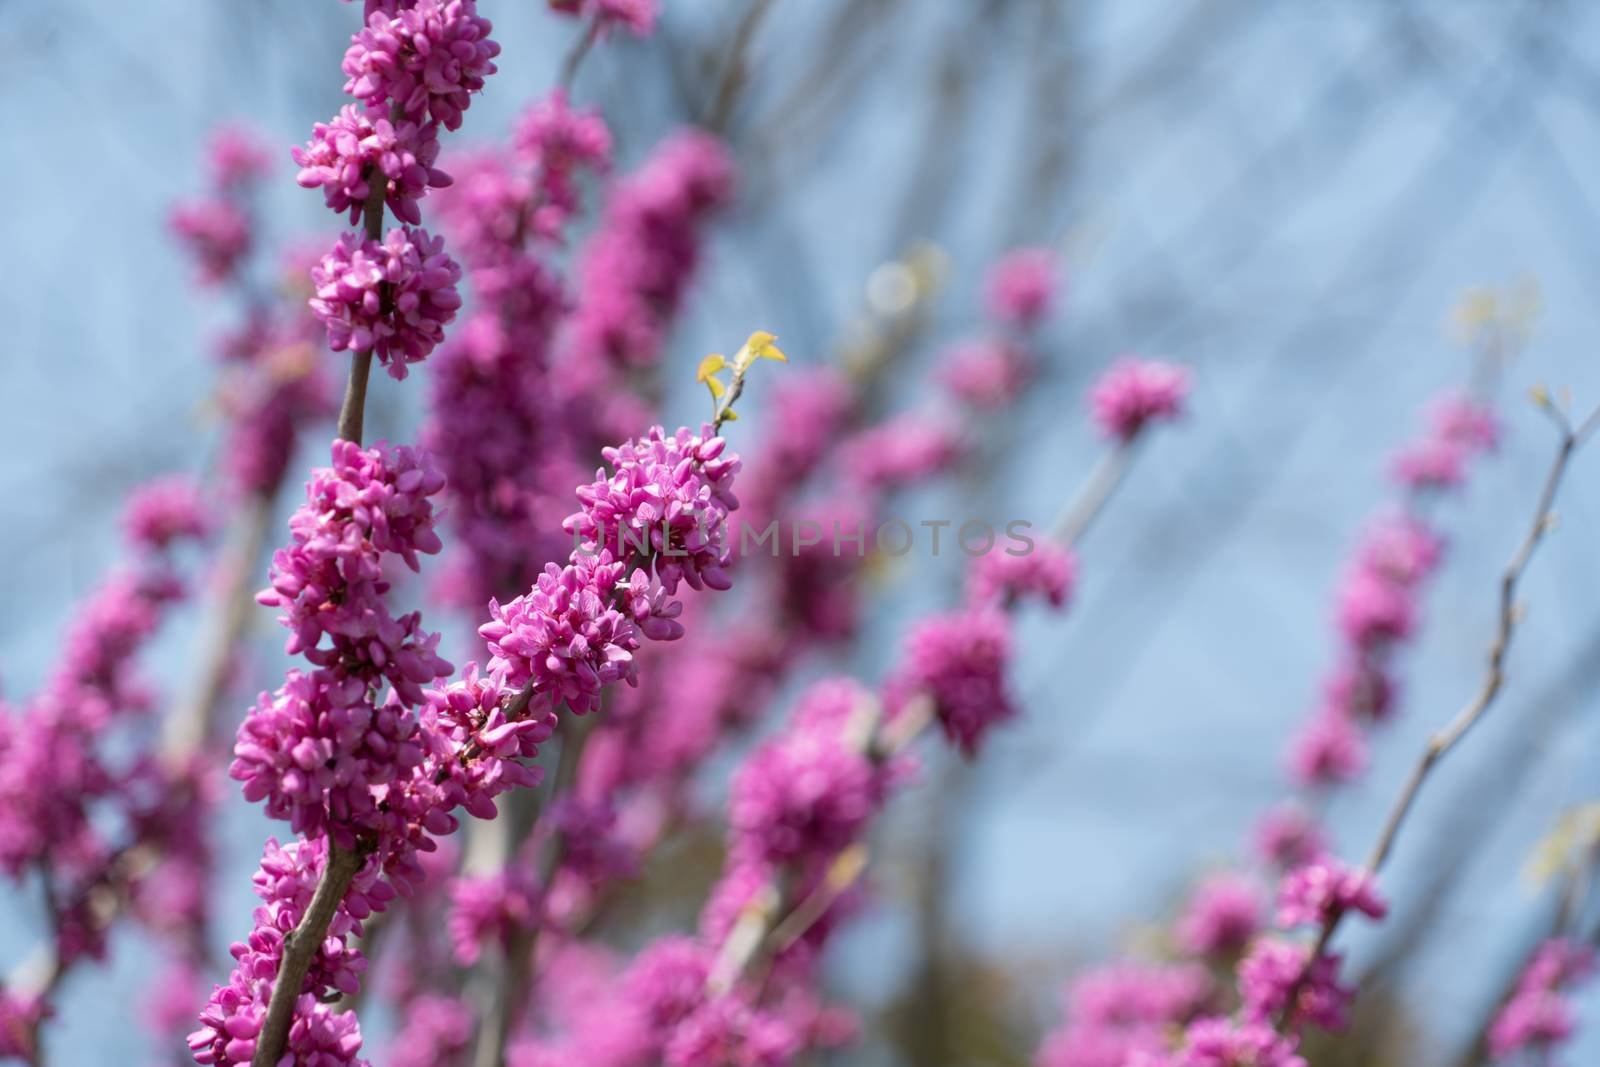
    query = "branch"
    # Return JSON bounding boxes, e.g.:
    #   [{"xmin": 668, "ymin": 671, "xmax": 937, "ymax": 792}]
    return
[
  {"xmin": 251, "ymin": 841, "xmax": 365, "ymax": 1067},
  {"xmin": 468, "ymin": 713, "xmax": 593, "ymax": 1067},
  {"xmin": 1281, "ymin": 401, "xmax": 1600, "ymax": 1030},
  {"xmin": 1049, "ymin": 439, "xmax": 1135, "ymax": 546},
  {"xmin": 253, "ymin": 142, "xmax": 392, "ymax": 1067}
]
